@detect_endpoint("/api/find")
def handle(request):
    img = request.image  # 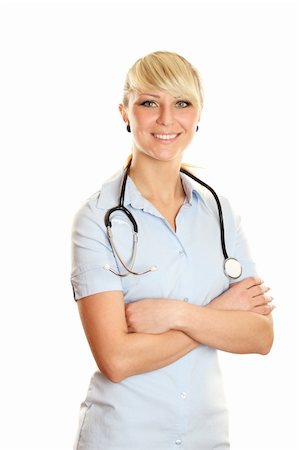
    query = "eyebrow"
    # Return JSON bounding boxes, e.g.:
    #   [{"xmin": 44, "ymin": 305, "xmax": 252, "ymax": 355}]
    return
[{"xmin": 138, "ymin": 93, "xmax": 181, "ymax": 99}]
